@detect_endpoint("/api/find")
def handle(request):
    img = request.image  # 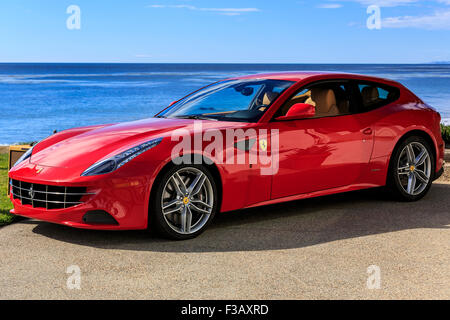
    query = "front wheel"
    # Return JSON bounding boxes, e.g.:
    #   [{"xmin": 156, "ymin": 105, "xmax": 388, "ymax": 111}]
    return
[
  {"xmin": 150, "ymin": 165, "xmax": 218, "ymax": 240},
  {"xmin": 388, "ymin": 136, "xmax": 435, "ymax": 201}
]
